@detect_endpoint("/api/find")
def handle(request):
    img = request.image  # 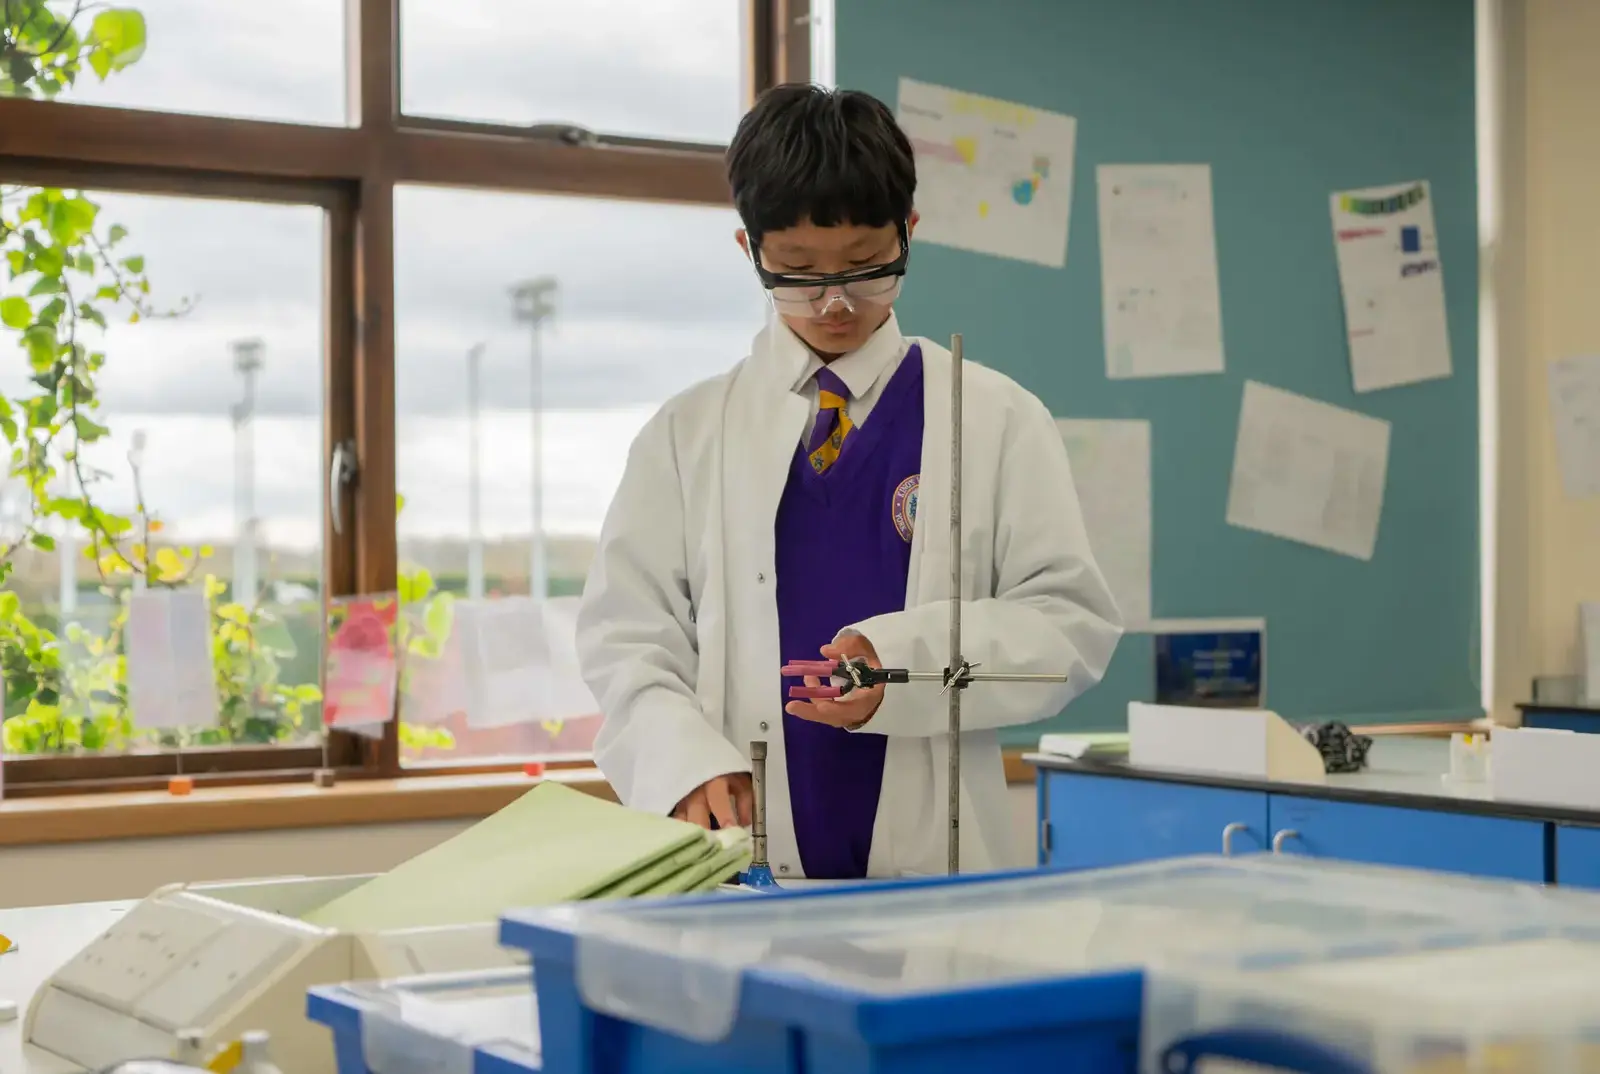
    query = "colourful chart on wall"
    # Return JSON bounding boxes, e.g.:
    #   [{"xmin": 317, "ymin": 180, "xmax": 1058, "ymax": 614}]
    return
[
  {"xmin": 323, "ymin": 593, "xmax": 400, "ymax": 738},
  {"xmin": 1330, "ymin": 179, "xmax": 1453, "ymax": 394},
  {"xmin": 896, "ymin": 77, "xmax": 1077, "ymax": 268}
]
